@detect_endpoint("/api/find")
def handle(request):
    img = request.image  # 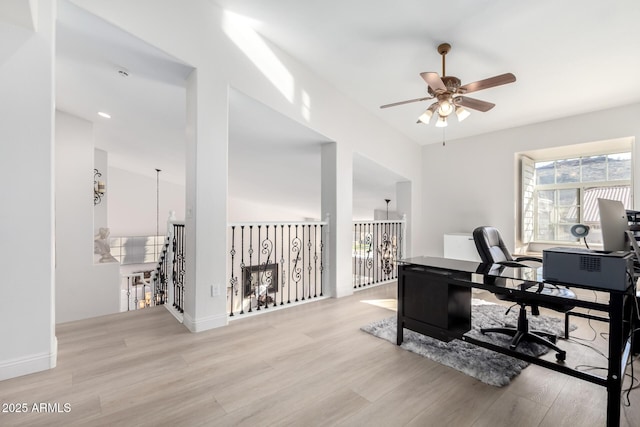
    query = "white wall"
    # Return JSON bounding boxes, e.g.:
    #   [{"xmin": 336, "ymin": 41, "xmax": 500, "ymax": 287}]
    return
[
  {"xmin": 55, "ymin": 110, "xmax": 120, "ymax": 324},
  {"xmin": 229, "ymin": 196, "xmax": 320, "ymax": 222},
  {"xmin": 0, "ymin": 0, "xmax": 57, "ymax": 381},
  {"xmin": 421, "ymin": 103, "xmax": 640, "ymax": 257},
  {"xmin": 108, "ymin": 167, "xmax": 185, "ymax": 236}
]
